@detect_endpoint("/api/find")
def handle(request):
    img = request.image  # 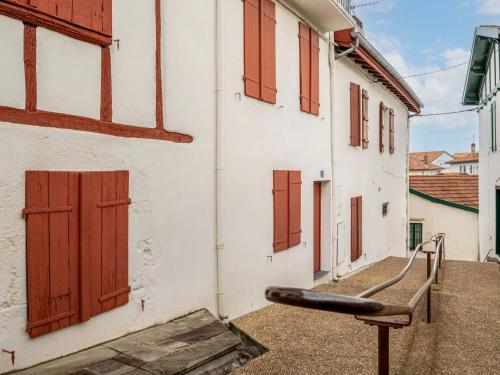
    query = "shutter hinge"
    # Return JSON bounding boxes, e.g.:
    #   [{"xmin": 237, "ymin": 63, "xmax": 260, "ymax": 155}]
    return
[
  {"xmin": 22, "ymin": 206, "xmax": 72, "ymax": 219},
  {"xmin": 97, "ymin": 198, "xmax": 131, "ymax": 208}
]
